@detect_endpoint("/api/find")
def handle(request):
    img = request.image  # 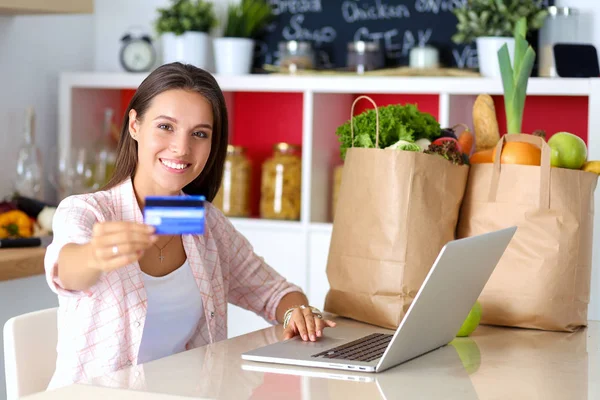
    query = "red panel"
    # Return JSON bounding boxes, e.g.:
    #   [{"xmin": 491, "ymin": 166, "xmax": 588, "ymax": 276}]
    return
[
  {"xmin": 231, "ymin": 92, "xmax": 304, "ymax": 218},
  {"xmin": 120, "ymin": 89, "xmax": 136, "ymax": 124},
  {"xmin": 118, "ymin": 90, "xmax": 303, "ymax": 218},
  {"xmin": 492, "ymin": 95, "xmax": 589, "ymax": 143},
  {"xmin": 352, "ymin": 94, "xmax": 440, "ymax": 121}
]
